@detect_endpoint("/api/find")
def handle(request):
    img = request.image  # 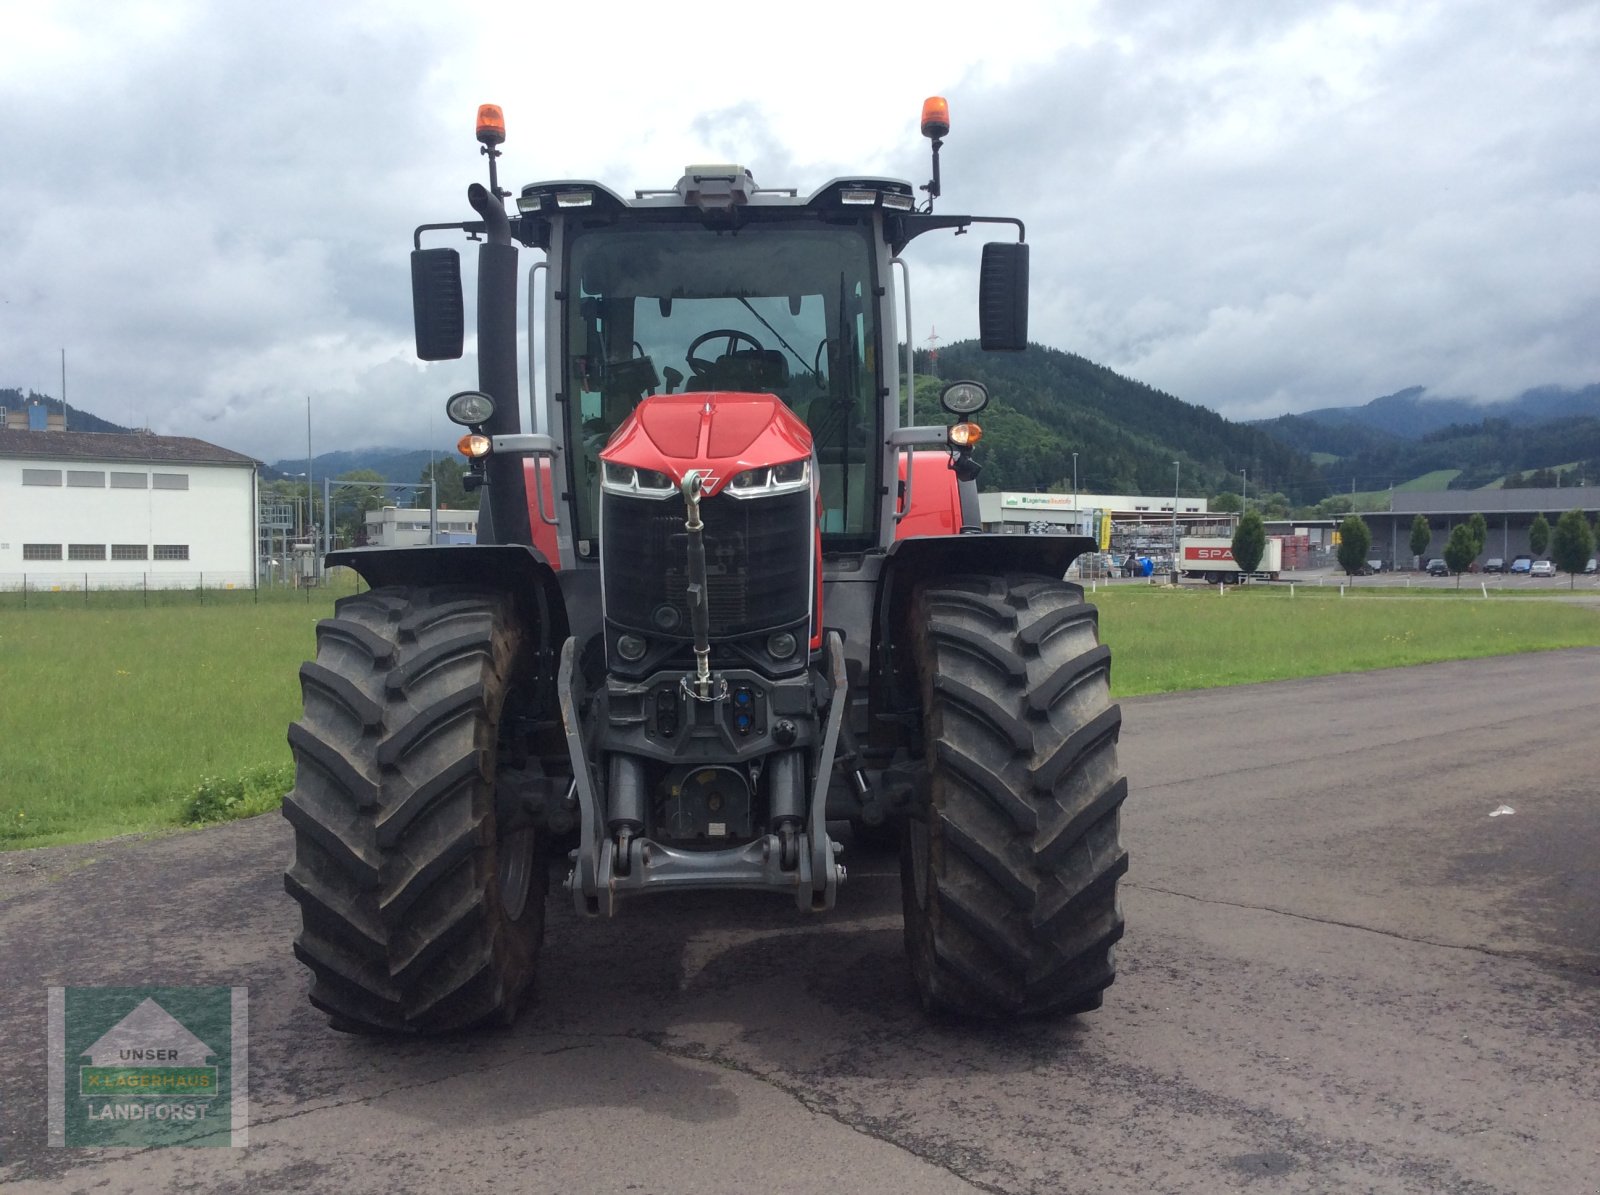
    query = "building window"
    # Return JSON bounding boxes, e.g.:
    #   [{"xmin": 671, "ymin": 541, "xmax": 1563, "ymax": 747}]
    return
[
  {"xmin": 67, "ymin": 470, "xmax": 106, "ymax": 488},
  {"xmin": 68, "ymin": 543, "xmax": 107, "ymax": 561},
  {"xmin": 153, "ymin": 544, "xmax": 190, "ymax": 561},
  {"xmin": 22, "ymin": 469, "xmax": 62, "ymax": 486},
  {"xmin": 23, "ymin": 544, "xmax": 63, "ymax": 560},
  {"xmin": 112, "ymin": 544, "xmax": 148, "ymax": 561},
  {"xmin": 110, "ymin": 471, "xmax": 148, "ymax": 489},
  {"xmin": 152, "ymin": 473, "xmax": 189, "ymax": 491}
]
